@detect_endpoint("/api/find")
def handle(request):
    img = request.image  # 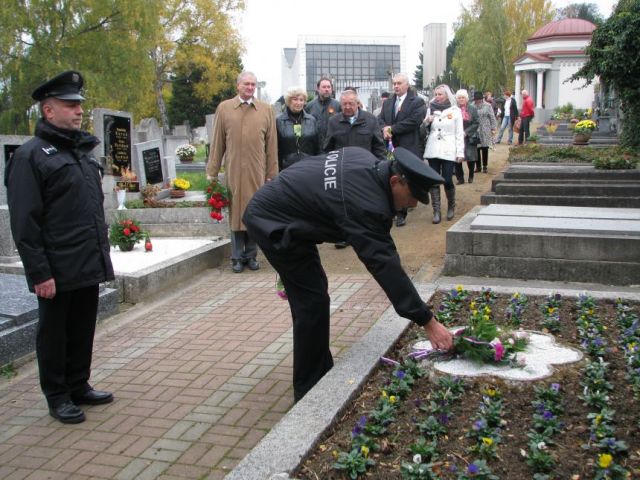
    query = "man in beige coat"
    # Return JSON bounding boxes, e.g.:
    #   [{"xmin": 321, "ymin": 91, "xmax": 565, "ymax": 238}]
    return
[{"xmin": 206, "ymin": 71, "xmax": 278, "ymax": 273}]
